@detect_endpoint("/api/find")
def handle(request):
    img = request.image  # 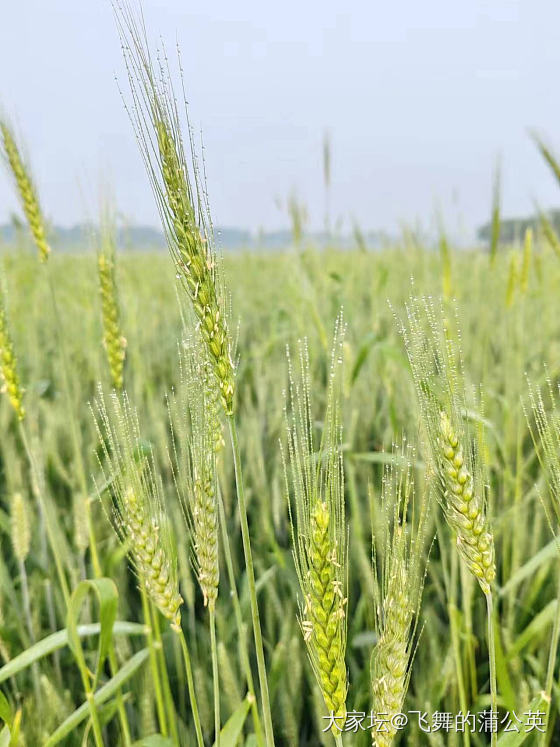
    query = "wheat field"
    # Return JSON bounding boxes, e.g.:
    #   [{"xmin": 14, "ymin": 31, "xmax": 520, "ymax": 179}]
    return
[{"xmin": 2, "ymin": 7, "xmax": 560, "ymax": 747}]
